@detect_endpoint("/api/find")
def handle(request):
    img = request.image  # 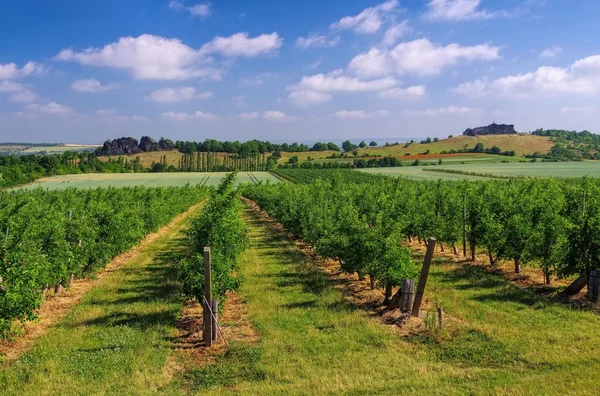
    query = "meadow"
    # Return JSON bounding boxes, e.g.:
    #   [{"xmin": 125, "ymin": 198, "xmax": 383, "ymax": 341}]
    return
[{"xmin": 16, "ymin": 172, "xmax": 280, "ymax": 190}]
